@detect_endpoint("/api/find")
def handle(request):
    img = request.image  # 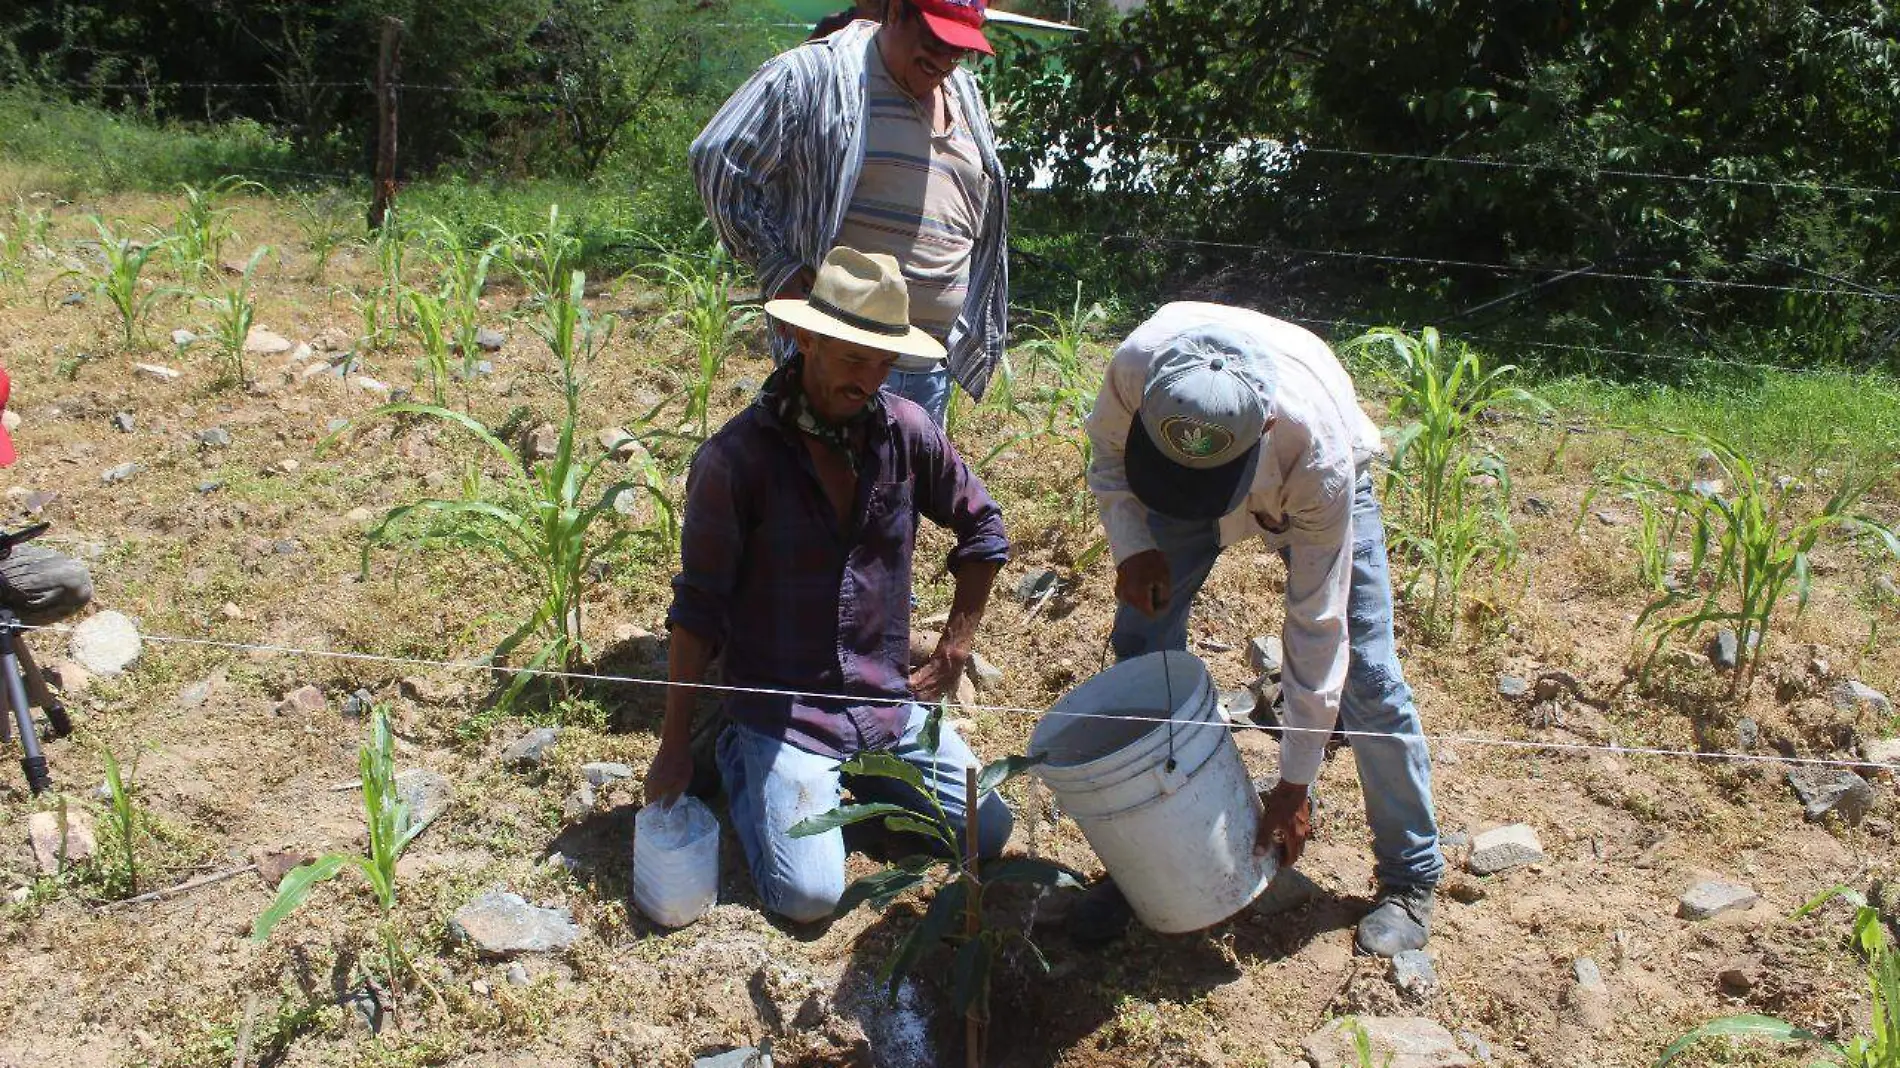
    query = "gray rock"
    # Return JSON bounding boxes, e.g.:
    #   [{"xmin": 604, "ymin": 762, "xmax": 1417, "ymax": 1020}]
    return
[
  {"xmin": 1247, "ymin": 634, "xmax": 1283, "ymax": 678},
  {"xmin": 178, "ymin": 680, "xmax": 213, "ymax": 709},
  {"xmin": 505, "ymin": 963, "xmax": 530, "ymax": 986},
  {"xmin": 563, "ymin": 782, "xmax": 596, "ymax": 822},
  {"xmin": 1455, "ymin": 1031, "xmax": 1494, "ymax": 1064},
  {"xmin": 341, "ymin": 688, "xmax": 375, "ymax": 718},
  {"xmin": 1709, "ymin": 629, "xmax": 1739, "ymax": 670},
  {"xmin": 1496, "ymin": 674, "xmax": 1529, "ymax": 698},
  {"xmin": 1735, "ymin": 718, "xmax": 1760, "ymax": 753},
  {"xmin": 1198, "ymin": 636, "xmax": 1234, "ymax": 653},
  {"xmin": 1832, "ymin": 680, "xmax": 1892, "ymax": 717},
  {"xmin": 1219, "ymin": 688, "xmax": 1256, "ymax": 723},
  {"xmin": 447, "ymin": 887, "xmax": 581, "ymax": 957},
  {"xmin": 1521, "ymin": 496, "xmax": 1552, "ymax": 517},
  {"xmin": 598, "ymin": 427, "xmax": 644, "ymax": 462},
  {"xmin": 729, "ymin": 377, "xmax": 761, "ymax": 399},
  {"xmin": 170, "ymin": 328, "xmax": 197, "ymax": 347},
  {"xmin": 1876, "ymin": 576, "xmax": 1900, "ymax": 603},
  {"xmin": 1861, "ymin": 738, "xmax": 1900, "ymax": 768},
  {"xmin": 1786, "ymin": 766, "xmax": 1875, "ymax": 824},
  {"xmin": 28, "ymin": 809, "xmax": 97, "ymax": 873},
  {"xmin": 501, "ymin": 727, "xmax": 561, "ymax": 768},
  {"xmin": 523, "ymin": 423, "xmax": 558, "ymax": 461},
  {"xmin": 694, "ymin": 1048, "xmax": 773, "ymax": 1068},
  {"xmin": 327, "ymin": 419, "xmax": 350, "ymax": 435},
  {"xmin": 1572, "ymin": 957, "xmax": 1605, "ymax": 991},
  {"xmin": 1391, "ymin": 950, "xmax": 1438, "ymax": 999},
  {"xmin": 473, "ymin": 360, "xmax": 494, "ymax": 376},
  {"xmin": 1594, "ymin": 510, "xmax": 1625, "ymax": 526},
  {"xmin": 395, "ymin": 770, "xmax": 453, "ymax": 835},
  {"xmin": 111, "ymin": 412, "xmax": 135, "ymax": 433},
  {"xmin": 1014, "ymin": 568, "xmax": 1060, "ymax": 603},
  {"xmin": 968, "ymin": 651, "xmax": 1004, "ymax": 691},
  {"xmin": 58, "ymin": 291, "xmax": 85, "ymax": 306},
  {"xmin": 21, "ymin": 490, "xmax": 56, "ymax": 514},
  {"xmin": 1690, "ymin": 478, "xmax": 1724, "ymax": 499},
  {"xmin": 1467, "ymin": 823, "xmax": 1544, "ymax": 875},
  {"xmin": 475, "ymin": 327, "xmax": 505, "ymax": 352},
  {"xmin": 68, "ymin": 611, "xmax": 142, "ymax": 676},
  {"xmin": 195, "ymin": 480, "xmax": 223, "ymax": 494},
  {"xmin": 133, "ymin": 362, "xmax": 181, "ymax": 382},
  {"xmin": 100, "ymin": 462, "xmax": 140, "ymax": 484},
  {"xmin": 581, "ymin": 761, "xmax": 634, "ymax": 787},
  {"xmin": 198, "ymin": 427, "xmax": 233, "ymax": 449},
  {"xmin": 1678, "ymin": 880, "xmax": 1759, "ymax": 920},
  {"xmin": 1304, "ymin": 1016, "xmax": 1473, "ymax": 1068},
  {"xmin": 243, "ymin": 327, "xmax": 294, "ymax": 355}
]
